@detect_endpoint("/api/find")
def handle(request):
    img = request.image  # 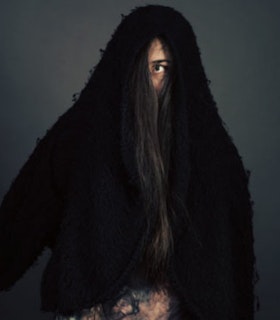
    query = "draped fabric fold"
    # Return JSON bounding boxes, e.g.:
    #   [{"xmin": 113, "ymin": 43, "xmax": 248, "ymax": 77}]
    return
[{"xmin": 0, "ymin": 5, "xmax": 256, "ymax": 319}]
